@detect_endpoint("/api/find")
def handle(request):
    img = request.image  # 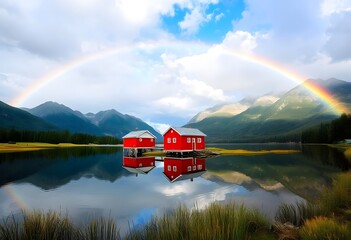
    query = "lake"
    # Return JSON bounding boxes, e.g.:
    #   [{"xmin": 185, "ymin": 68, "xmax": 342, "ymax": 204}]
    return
[{"xmin": 0, "ymin": 144, "xmax": 349, "ymax": 235}]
